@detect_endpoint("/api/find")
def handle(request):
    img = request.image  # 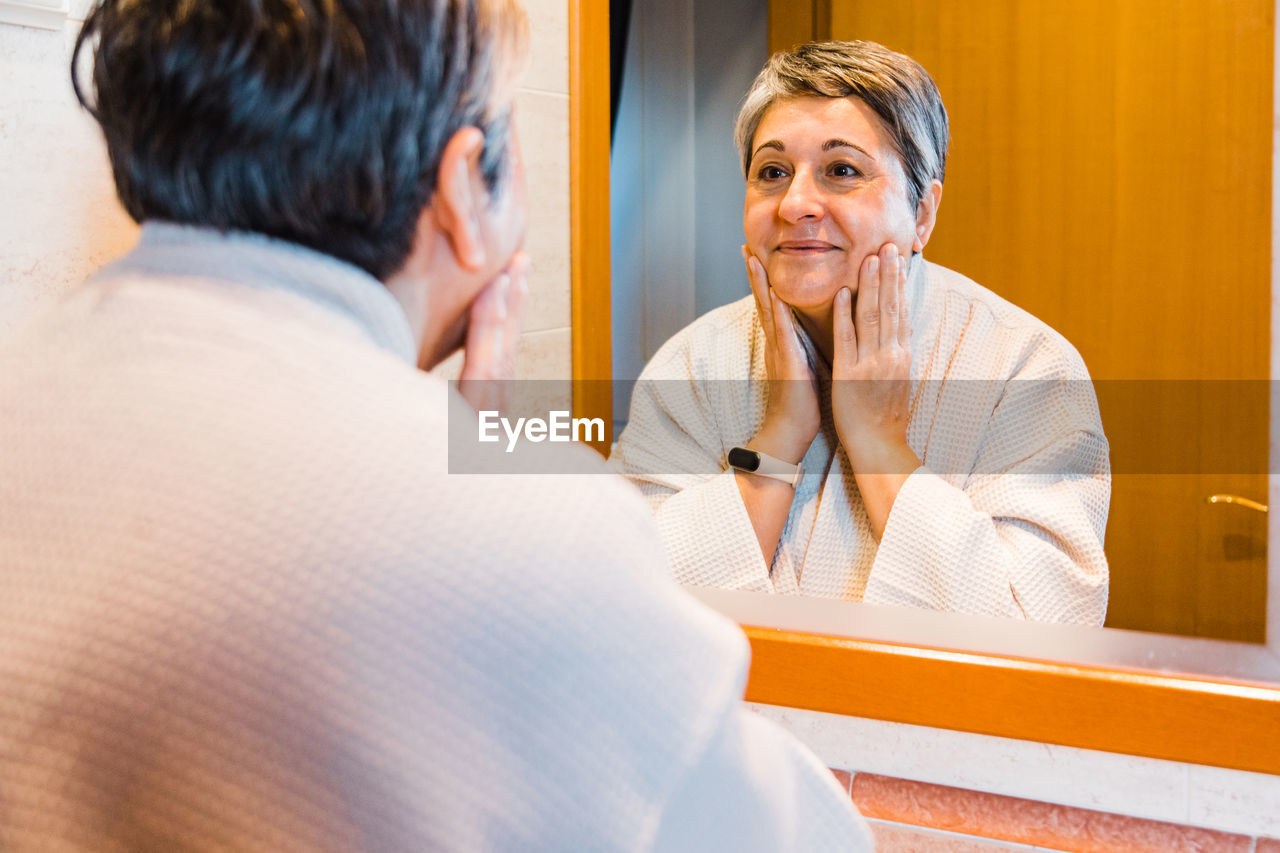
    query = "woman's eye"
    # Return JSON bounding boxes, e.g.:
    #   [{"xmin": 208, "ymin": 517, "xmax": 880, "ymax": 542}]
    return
[
  {"xmin": 829, "ymin": 163, "xmax": 861, "ymax": 178},
  {"xmin": 757, "ymin": 165, "xmax": 788, "ymax": 181}
]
